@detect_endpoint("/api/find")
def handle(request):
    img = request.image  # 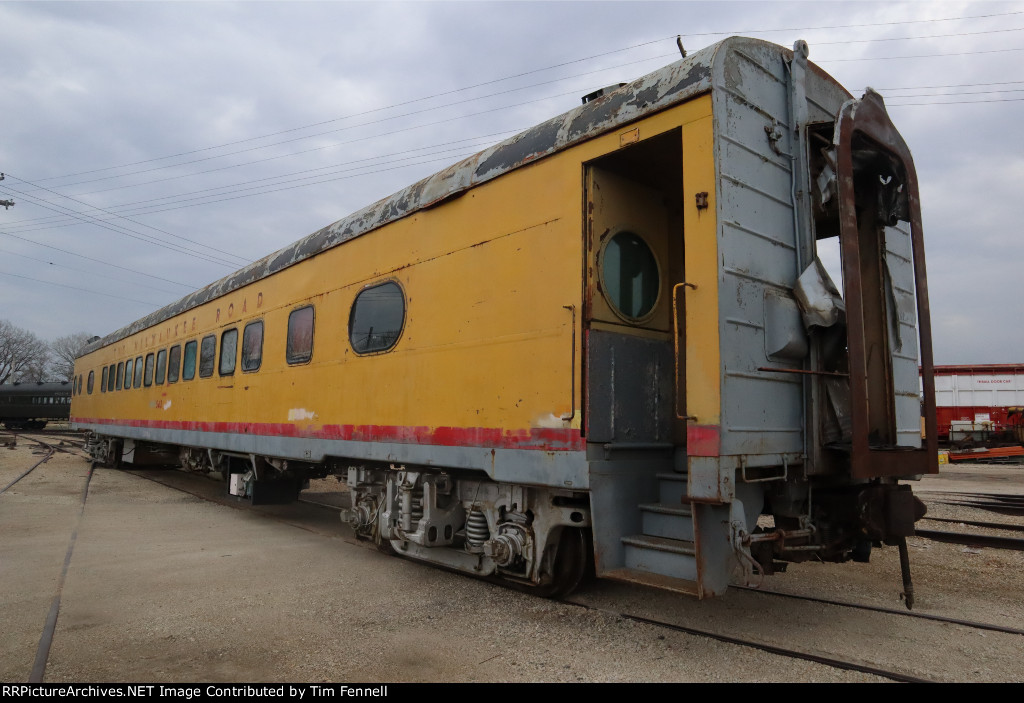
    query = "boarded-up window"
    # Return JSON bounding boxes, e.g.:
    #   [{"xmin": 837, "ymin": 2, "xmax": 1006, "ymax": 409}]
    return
[
  {"xmin": 287, "ymin": 306, "xmax": 314, "ymax": 364},
  {"xmin": 242, "ymin": 321, "xmax": 263, "ymax": 372}
]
